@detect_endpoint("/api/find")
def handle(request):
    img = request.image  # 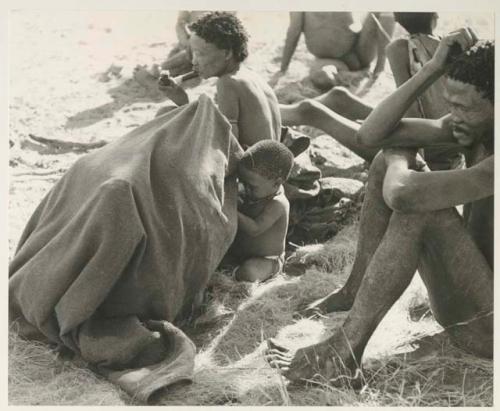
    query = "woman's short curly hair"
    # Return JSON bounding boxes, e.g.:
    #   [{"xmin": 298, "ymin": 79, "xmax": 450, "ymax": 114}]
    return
[
  {"xmin": 239, "ymin": 140, "xmax": 294, "ymax": 182},
  {"xmin": 189, "ymin": 12, "xmax": 249, "ymax": 62},
  {"xmin": 446, "ymin": 40, "xmax": 494, "ymax": 103}
]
